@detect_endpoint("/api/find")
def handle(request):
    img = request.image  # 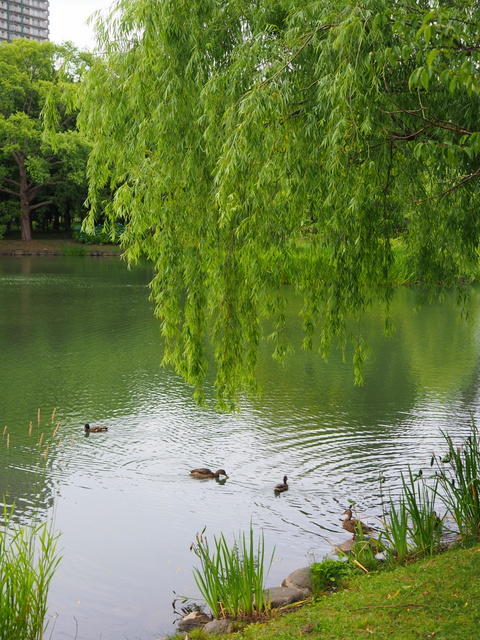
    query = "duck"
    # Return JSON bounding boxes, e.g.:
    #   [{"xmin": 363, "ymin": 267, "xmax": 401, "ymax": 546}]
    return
[
  {"xmin": 274, "ymin": 475, "xmax": 289, "ymax": 493},
  {"xmin": 342, "ymin": 508, "xmax": 376, "ymax": 536},
  {"xmin": 84, "ymin": 423, "xmax": 108, "ymax": 433},
  {"xmin": 190, "ymin": 468, "xmax": 229, "ymax": 479}
]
